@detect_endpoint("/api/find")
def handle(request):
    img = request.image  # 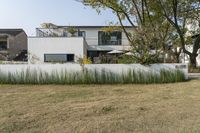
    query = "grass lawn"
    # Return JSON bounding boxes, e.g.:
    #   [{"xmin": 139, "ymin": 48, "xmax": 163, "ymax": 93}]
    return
[{"xmin": 1, "ymin": 80, "xmax": 200, "ymax": 133}]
